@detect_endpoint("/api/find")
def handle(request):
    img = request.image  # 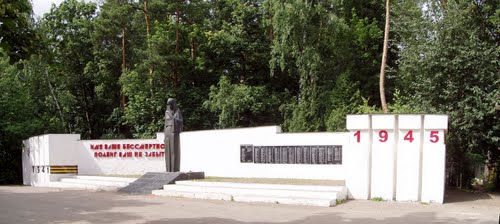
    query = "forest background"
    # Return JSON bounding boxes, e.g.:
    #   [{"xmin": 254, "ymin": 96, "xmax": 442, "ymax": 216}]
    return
[{"xmin": 0, "ymin": 0, "xmax": 498, "ymax": 190}]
